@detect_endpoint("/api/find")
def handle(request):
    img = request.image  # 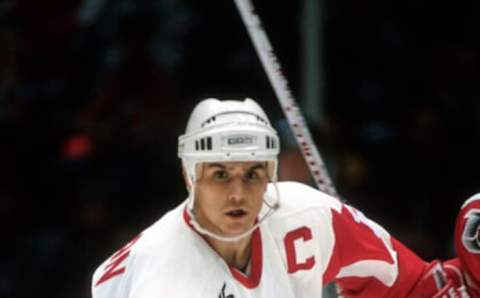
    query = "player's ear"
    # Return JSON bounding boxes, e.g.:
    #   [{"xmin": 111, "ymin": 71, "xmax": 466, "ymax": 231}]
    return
[
  {"xmin": 182, "ymin": 166, "xmax": 192, "ymax": 192},
  {"xmin": 182, "ymin": 163, "xmax": 204, "ymax": 191}
]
